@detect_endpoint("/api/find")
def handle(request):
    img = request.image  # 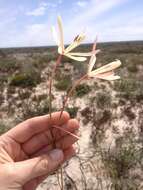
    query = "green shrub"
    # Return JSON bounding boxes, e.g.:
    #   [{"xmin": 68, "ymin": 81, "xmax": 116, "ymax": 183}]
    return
[
  {"xmin": 0, "ymin": 74, "xmax": 8, "ymax": 86},
  {"xmin": 123, "ymin": 107, "xmax": 136, "ymax": 120},
  {"xmin": 17, "ymin": 90, "xmax": 31, "ymax": 99},
  {"xmin": 95, "ymin": 92, "xmax": 112, "ymax": 109},
  {"xmin": 35, "ymin": 53, "xmax": 57, "ymax": 69},
  {"xmin": 70, "ymin": 61, "xmax": 86, "ymax": 75},
  {"xmin": 114, "ymin": 79, "xmax": 143, "ymax": 102},
  {"xmin": 55, "ymin": 76, "xmax": 72, "ymax": 91},
  {"xmin": 0, "ymin": 58, "xmax": 19, "ymax": 72},
  {"xmin": 66, "ymin": 107, "xmax": 79, "ymax": 118},
  {"xmin": 9, "ymin": 71, "xmax": 41, "ymax": 88},
  {"xmin": 114, "ymin": 79, "xmax": 139, "ymax": 92},
  {"xmin": 15, "ymin": 98, "xmax": 55, "ymax": 121},
  {"xmin": 91, "ymin": 109, "xmax": 112, "ymax": 144},
  {"xmin": 127, "ymin": 63, "xmax": 138, "ymax": 73},
  {"xmin": 0, "ymin": 92, "xmax": 4, "ymax": 105},
  {"xmin": 75, "ymin": 84, "xmax": 91, "ymax": 97},
  {"xmin": 101, "ymin": 134, "xmax": 141, "ymax": 189},
  {"xmin": 136, "ymin": 92, "xmax": 143, "ymax": 102}
]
